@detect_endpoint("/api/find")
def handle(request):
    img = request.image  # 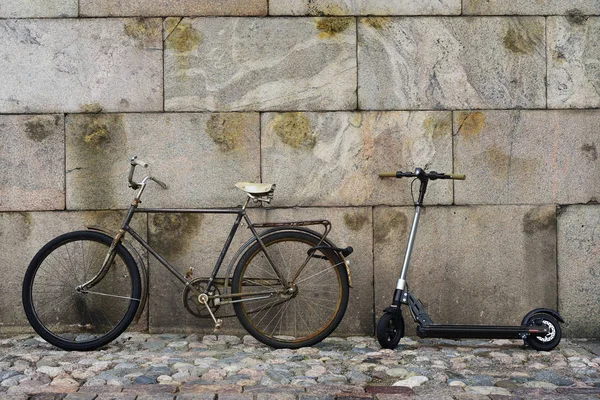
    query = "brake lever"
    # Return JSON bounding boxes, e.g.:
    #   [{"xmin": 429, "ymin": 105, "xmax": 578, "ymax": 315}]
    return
[{"xmin": 150, "ymin": 176, "xmax": 168, "ymax": 189}]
